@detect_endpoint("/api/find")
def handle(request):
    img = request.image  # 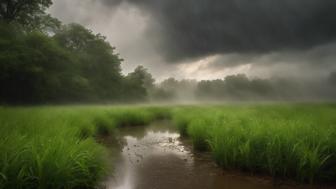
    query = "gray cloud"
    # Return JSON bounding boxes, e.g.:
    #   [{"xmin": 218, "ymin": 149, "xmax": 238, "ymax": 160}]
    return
[
  {"xmin": 49, "ymin": 0, "xmax": 336, "ymax": 81},
  {"xmin": 101, "ymin": 0, "xmax": 336, "ymax": 62}
]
